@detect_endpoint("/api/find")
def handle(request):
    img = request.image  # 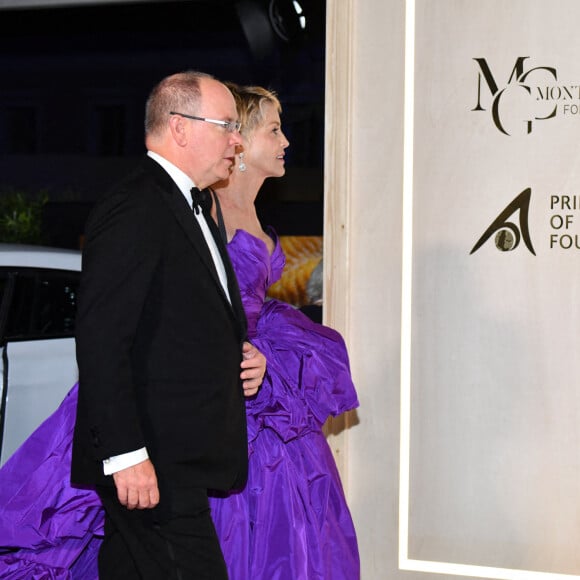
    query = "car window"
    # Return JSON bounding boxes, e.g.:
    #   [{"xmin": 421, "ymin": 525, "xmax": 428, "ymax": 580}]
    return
[{"xmin": 0, "ymin": 268, "xmax": 80, "ymax": 341}]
